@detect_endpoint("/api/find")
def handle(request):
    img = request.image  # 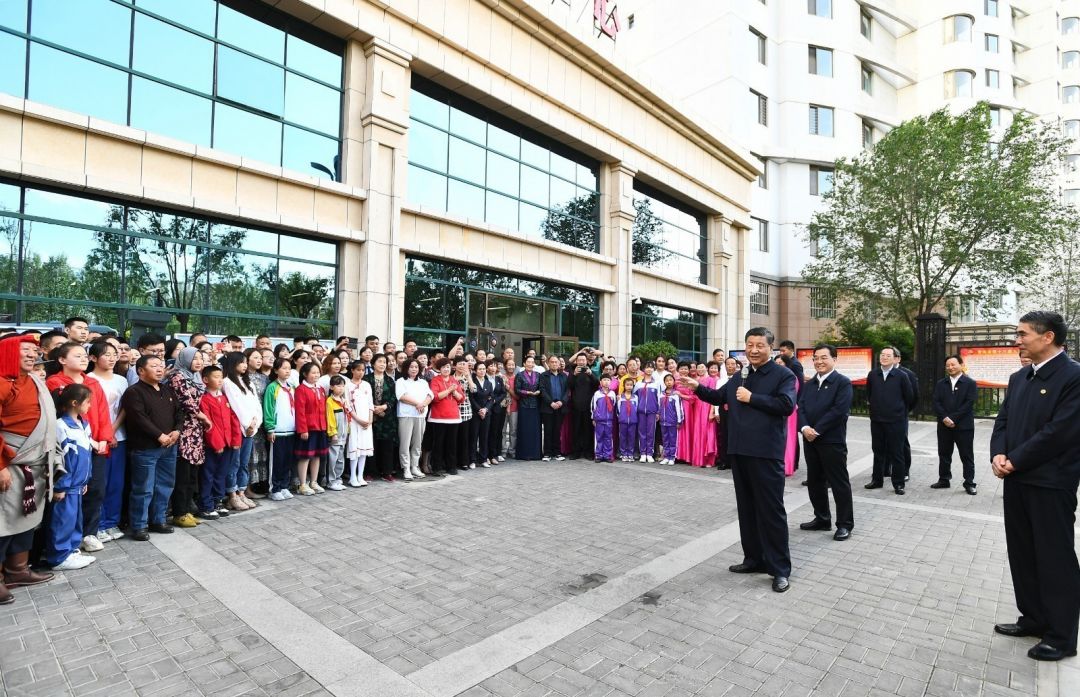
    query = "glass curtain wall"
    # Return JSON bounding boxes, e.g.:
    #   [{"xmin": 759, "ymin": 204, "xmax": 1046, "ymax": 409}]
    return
[
  {"xmin": 404, "ymin": 257, "xmax": 598, "ymax": 350},
  {"xmin": 631, "ymin": 183, "xmax": 708, "ymax": 284},
  {"xmin": 0, "ymin": 180, "xmax": 337, "ymax": 336},
  {"xmin": 631, "ymin": 302, "xmax": 707, "ymax": 362},
  {"xmin": 0, "ymin": 0, "xmax": 344, "ymax": 180},
  {"xmin": 407, "ymin": 76, "xmax": 601, "ymax": 253}
]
